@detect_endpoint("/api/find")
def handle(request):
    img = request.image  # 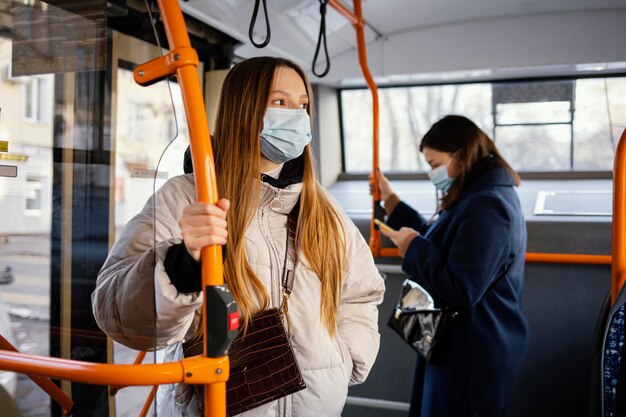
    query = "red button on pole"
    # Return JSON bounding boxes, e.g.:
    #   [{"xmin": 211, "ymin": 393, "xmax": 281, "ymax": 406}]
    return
[{"xmin": 228, "ymin": 312, "xmax": 239, "ymax": 331}]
